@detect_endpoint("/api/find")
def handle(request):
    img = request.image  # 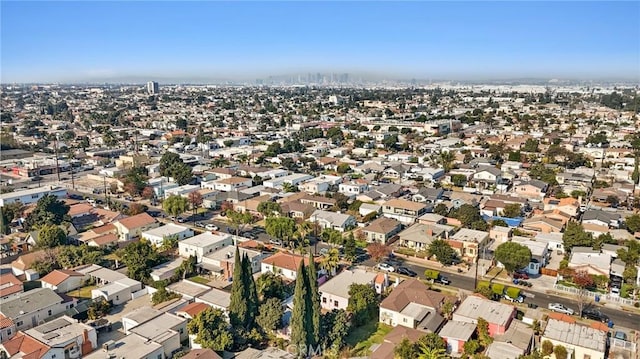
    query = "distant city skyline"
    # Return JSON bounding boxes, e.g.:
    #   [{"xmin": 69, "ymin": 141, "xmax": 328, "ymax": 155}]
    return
[{"xmin": 1, "ymin": 1, "xmax": 639, "ymax": 83}]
